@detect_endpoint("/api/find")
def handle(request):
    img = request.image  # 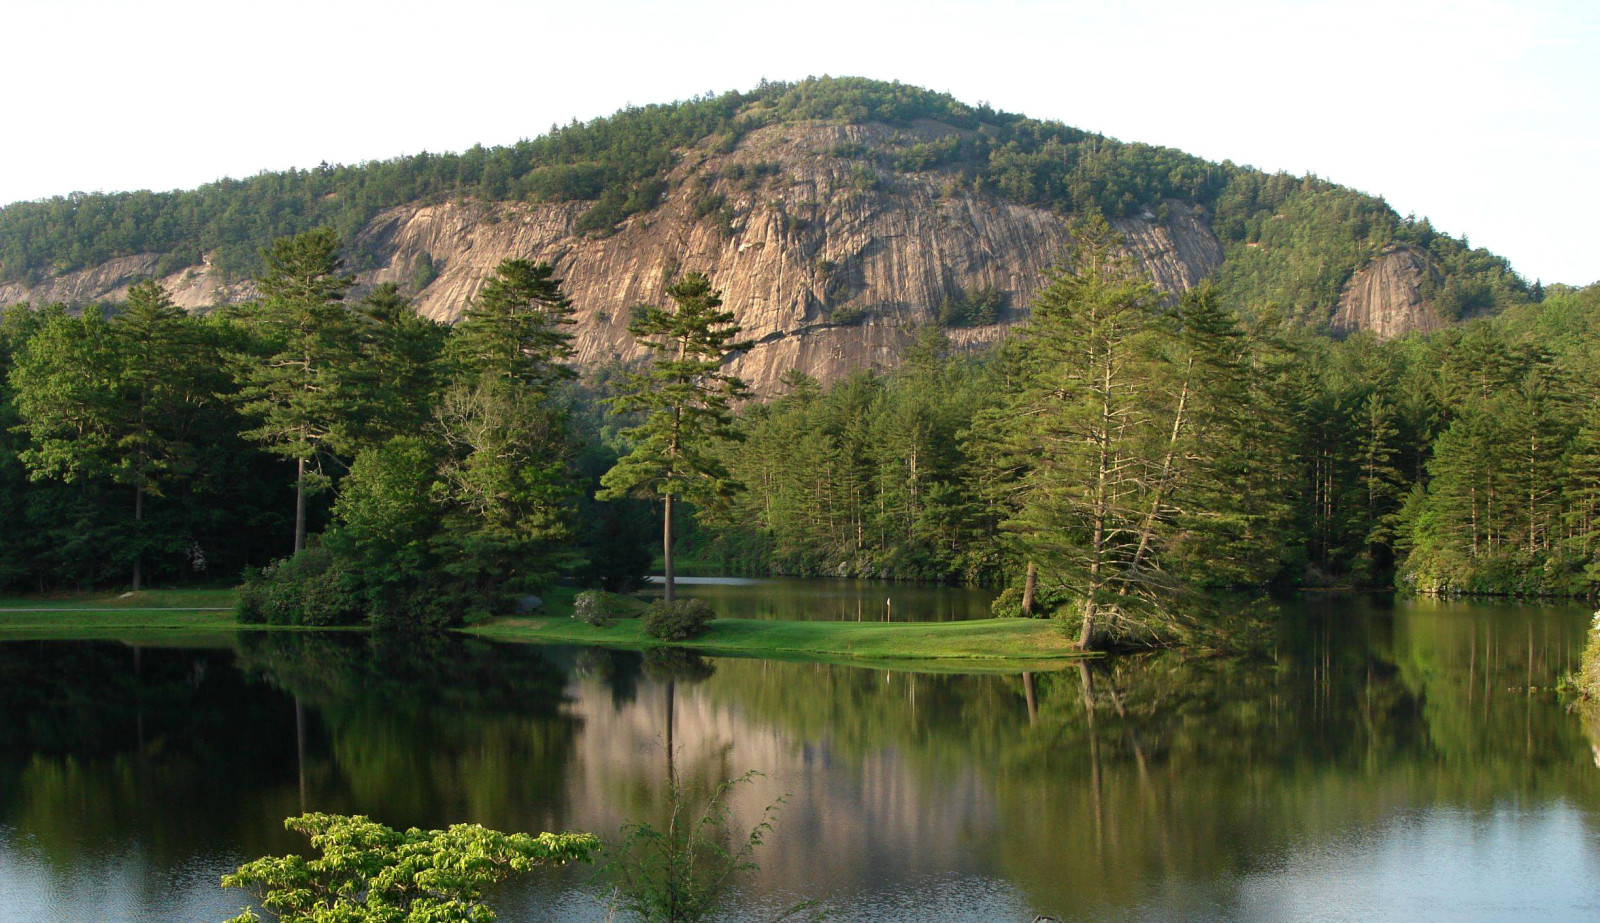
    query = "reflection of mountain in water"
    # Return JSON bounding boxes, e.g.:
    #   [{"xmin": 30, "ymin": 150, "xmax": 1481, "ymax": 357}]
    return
[{"xmin": 0, "ymin": 594, "xmax": 1596, "ymax": 921}]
